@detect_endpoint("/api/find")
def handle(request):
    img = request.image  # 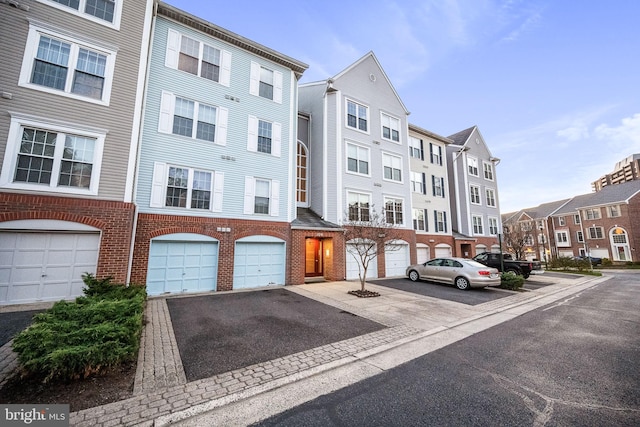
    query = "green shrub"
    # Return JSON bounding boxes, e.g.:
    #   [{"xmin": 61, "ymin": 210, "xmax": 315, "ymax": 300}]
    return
[
  {"xmin": 602, "ymin": 258, "xmax": 612, "ymax": 266},
  {"xmin": 500, "ymin": 271, "xmax": 525, "ymax": 291},
  {"xmin": 12, "ymin": 275, "xmax": 146, "ymax": 382}
]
